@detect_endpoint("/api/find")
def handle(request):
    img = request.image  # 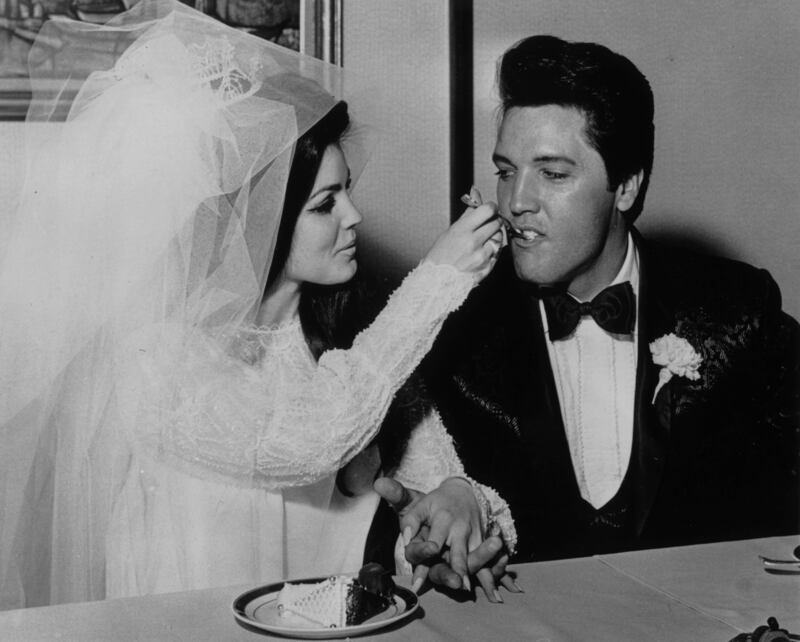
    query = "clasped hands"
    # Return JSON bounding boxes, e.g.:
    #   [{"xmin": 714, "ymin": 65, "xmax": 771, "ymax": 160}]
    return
[{"xmin": 373, "ymin": 477, "xmax": 521, "ymax": 603}]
